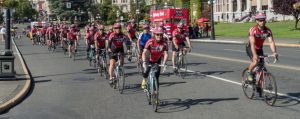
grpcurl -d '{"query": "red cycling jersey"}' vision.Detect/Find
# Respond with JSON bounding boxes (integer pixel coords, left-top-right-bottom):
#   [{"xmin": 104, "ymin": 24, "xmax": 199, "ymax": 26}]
[
  {"xmin": 108, "ymin": 32, "xmax": 128, "ymax": 49},
  {"xmin": 31, "ymin": 28, "xmax": 37, "ymax": 34},
  {"xmin": 41, "ymin": 27, "xmax": 47, "ymax": 34},
  {"xmin": 172, "ymin": 29, "xmax": 188, "ymax": 44},
  {"xmin": 127, "ymin": 24, "xmax": 136, "ymax": 39},
  {"xmin": 68, "ymin": 29, "xmax": 77, "ymax": 41},
  {"xmin": 249, "ymin": 25, "xmax": 272, "ymax": 49},
  {"xmin": 94, "ymin": 32, "xmax": 107, "ymax": 48},
  {"xmin": 145, "ymin": 38, "xmax": 168, "ymax": 62},
  {"xmin": 85, "ymin": 32, "xmax": 95, "ymax": 45}
]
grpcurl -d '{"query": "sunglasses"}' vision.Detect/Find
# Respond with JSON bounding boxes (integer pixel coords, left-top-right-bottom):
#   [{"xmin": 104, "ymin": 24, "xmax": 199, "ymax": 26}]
[
  {"xmin": 257, "ymin": 19, "xmax": 266, "ymax": 22},
  {"xmin": 155, "ymin": 34, "xmax": 163, "ymax": 36}
]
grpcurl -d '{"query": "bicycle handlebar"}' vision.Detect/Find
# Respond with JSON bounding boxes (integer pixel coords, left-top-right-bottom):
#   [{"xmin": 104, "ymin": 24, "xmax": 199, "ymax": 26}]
[{"xmin": 258, "ymin": 54, "xmax": 278, "ymax": 64}]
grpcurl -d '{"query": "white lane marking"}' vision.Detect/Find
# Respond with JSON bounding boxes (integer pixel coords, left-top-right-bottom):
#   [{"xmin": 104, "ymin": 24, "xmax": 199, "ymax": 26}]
[
  {"xmin": 184, "ymin": 69, "xmax": 300, "ymax": 102},
  {"xmin": 189, "ymin": 53, "xmax": 300, "ymax": 71},
  {"xmin": 224, "ymin": 49, "xmax": 246, "ymax": 53}
]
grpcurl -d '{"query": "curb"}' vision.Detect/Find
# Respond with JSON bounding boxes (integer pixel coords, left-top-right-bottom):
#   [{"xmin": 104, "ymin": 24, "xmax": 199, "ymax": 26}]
[
  {"xmin": 0, "ymin": 39, "xmax": 31, "ymax": 113},
  {"xmin": 191, "ymin": 40, "xmax": 300, "ymax": 48}
]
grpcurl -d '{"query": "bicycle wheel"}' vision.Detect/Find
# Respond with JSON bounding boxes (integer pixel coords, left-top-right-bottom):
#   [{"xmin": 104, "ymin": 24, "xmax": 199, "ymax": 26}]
[
  {"xmin": 145, "ymin": 79, "xmax": 151, "ymax": 105},
  {"xmin": 263, "ymin": 72, "xmax": 277, "ymax": 106},
  {"xmin": 242, "ymin": 68, "xmax": 255, "ymax": 99},
  {"xmin": 179, "ymin": 55, "xmax": 188, "ymax": 79},
  {"xmin": 151, "ymin": 77, "xmax": 159, "ymax": 112},
  {"xmin": 118, "ymin": 68, "xmax": 125, "ymax": 94}
]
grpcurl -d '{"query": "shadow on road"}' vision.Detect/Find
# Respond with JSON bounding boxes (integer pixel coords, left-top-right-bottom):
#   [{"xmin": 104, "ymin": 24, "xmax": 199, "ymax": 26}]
[
  {"xmin": 160, "ymin": 81, "xmax": 187, "ymax": 87},
  {"xmin": 273, "ymin": 92, "xmax": 300, "ymax": 107},
  {"xmin": 157, "ymin": 97, "xmax": 239, "ymax": 113}
]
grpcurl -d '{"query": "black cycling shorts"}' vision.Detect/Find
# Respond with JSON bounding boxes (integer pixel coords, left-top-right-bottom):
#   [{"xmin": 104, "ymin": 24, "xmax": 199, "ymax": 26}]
[
  {"xmin": 69, "ymin": 40, "xmax": 75, "ymax": 46},
  {"xmin": 109, "ymin": 47, "xmax": 124, "ymax": 61},
  {"xmin": 139, "ymin": 45, "xmax": 145, "ymax": 55},
  {"xmin": 172, "ymin": 42, "xmax": 186, "ymax": 52},
  {"xmin": 246, "ymin": 43, "xmax": 264, "ymax": 59}
]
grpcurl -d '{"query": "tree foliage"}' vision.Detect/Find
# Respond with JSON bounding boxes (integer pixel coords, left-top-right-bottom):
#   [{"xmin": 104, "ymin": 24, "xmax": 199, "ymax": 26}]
[
  {"xmin": 0, "ymin": 12, "xmax": 4, "ymax": 24},
  {"xmin": 273, "ymin": 0, "xmax": 300, "ymax": 29}
]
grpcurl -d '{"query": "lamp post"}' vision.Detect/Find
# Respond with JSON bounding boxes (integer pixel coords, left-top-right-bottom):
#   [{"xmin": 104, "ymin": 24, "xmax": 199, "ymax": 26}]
[
  {"xmin": 208, "ymin": 0, "xmax": 215, "ymax": 40},
  {"xmin": 0, "ymin": 0, "xmax": 16, "ymax": 79}
]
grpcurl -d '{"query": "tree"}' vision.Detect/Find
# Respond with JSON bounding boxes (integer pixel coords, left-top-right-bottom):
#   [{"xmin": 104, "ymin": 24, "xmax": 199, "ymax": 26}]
[
  {"xmin": 14, "ymin": 1, "xmax": 37, "ymax": 20},
  {"xmin": 273, "ymin": 0, "xmax": 300, "ymax": 29},
  {"xmin": 0, "ymin": 13, "xmax": 3, "ymax": 24},
  {"xmin": 97, "ymin": 0, "xmax": 112, "ymax": 25},
  {"xmin": 107, "ymin": 5, "xmax": 122, "ymax": 25}
]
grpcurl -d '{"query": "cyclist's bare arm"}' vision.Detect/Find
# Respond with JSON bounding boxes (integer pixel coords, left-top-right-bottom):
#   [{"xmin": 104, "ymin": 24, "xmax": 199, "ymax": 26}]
[
  {"xmin": 142, "ymin": 48, "xmax": 149, "ymax": 62},
  {"xmin": 267, "ymin": 36, "xmax": 277, "ymax": 56},
  {"xmin": 185, "ymin": 36, "xmax": 192, "ymax": 51},
  {"xmin": 172, "ymin": 37, "xmax": 178, "ymax": 49},
  {"xmin": 249, "ymin": 35, "xmax": 257, "ymax": 61}
]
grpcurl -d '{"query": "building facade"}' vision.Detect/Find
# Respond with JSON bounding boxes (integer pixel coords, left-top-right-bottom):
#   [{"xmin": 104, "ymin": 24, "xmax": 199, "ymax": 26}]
[
  {"xmin": 213, "ymin": 0, "xmax": 293, "ymax": 22},
  {"xmin": 94, "ymin": 0, "xmax": 132, "ymax": 13},
  {"xmin": 30, "ymin": 0, "xmax": 51, "ymax": 21}
]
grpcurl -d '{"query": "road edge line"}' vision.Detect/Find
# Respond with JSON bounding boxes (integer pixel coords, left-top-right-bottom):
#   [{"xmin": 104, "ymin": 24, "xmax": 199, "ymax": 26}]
[{"xmin": 0, "ymin": 38, "xmax": 32, "ymax": 113}]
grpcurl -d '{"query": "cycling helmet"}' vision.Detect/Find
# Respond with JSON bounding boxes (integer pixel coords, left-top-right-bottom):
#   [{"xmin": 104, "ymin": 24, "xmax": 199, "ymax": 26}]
[
  {"xmin": 98, "ymin": 25, "xmax": 104, "ymax": 30},
  {"xmin": 131, "ymin": 19, "xmax": 136, "ymax": 23},
  {"xmin": 254, "ymin": 13, "xmax": 266, "ymax": 20},
  {"xmin": 71, "ymin": 24, "xmax": 76, "ymax": 28},
  {"xmin": 89, "ymin": 27, "xmax": 94, "ymax": 31},
  {"xmin": 113, "ymin": 23, "xmax": 121, "ymax": 28},
  {"xmin": 158, "ymin": 22, "xmax": 164, "ymax": 27},
  {"xmin": 153, "ymin": 27, "xmax": 164, "ymax": 34},
  {"xmin": 177, "ymin": 23, "xmax": 184, "ymax": 28}
]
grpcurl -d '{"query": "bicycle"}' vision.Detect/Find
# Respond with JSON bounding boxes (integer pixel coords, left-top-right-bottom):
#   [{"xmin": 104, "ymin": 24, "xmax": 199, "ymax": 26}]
[
  {"xmin": 127, "ymin": 41, "xmax": 139, "ymax": 62},
  {"xmin": 87, "ymin": 44, "xmax": 97, "ymax": 67},
  {"xmin": 242, "ymin": 54, "xmax": 278, "ymax": 106},
  {"xmin": 97, "ymin": 49, "xmax": 108, "ymax": 80},
  {"xmin": 174, "ymin": 46, "xmax": 188, "ymax": 79},
  {"xmin": 144, "ymin": 63, "xmax": 167, "ymax": 112},
  {"xmin": 110, "ymin": 53, "xmax": 125, "ymax": 94},
  {"xmin": 69, "ymin": 41, "xmax": 76, "ymax": 61}
]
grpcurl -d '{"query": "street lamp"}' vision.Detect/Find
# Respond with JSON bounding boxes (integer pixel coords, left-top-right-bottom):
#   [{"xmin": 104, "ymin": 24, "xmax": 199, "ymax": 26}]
[
  {"xmin": 136, "ymin": 9, "xmax": 140, "ymax": 30},
  {"xmin": 208, "ymin": 0, "xmax": 215, "ymax": 40}
]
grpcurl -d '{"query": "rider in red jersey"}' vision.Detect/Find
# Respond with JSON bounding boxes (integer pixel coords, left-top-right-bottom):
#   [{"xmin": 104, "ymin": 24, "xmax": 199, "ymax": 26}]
[
  {"xmin": 107, "ymin": 23, "xmax": 130, "ymax": 85},
  {"xmin": 94, "ymin": 25, "xmax": 107, "ymax": 60},
  {"xmin": 141, "ymin": 27, "xmax": 168, "ymax": 90},
  {"xmin": 85, "ymin": 27, "xmax": 96, "ymax": 58},
  {"xmin": 67, "ymin": 25, "xmax": 78, "ymax": 57},
  {"xmin": 245, "ymin": 13, "xmax": 278, "ymax": 83},
  {"xmin": 171, "ymin": 23, "xmax": 192, "ymax": 72}
]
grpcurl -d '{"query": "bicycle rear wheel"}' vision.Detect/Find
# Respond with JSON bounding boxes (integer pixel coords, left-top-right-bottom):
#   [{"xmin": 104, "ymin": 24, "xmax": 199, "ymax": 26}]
[
  {"xmin": 151, "ymin": 78, "xmax": 159, "ymax": 112},
  {"xmin": 118, "ymin": 68, "xmax": 125, "ymax": 94},
  {"xmin": 145, "ymin": 80, "xmax": 151, "ymax": 105},
  {"xmin": 263, "ymin": 72, "xmax": 277, "ymax": 106},
  {"xmin": 242, "ymin": 68, "xmax": 255, "ymax": 99}
]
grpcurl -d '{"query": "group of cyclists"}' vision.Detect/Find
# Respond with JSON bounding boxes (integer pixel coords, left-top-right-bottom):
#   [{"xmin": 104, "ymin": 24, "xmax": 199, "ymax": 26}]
[{"xmin": 25, "ymin": 12, "xmax": 279, "ymax": 104}]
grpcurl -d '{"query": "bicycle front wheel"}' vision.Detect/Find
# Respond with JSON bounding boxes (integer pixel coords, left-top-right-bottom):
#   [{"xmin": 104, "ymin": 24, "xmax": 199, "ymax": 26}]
[
  {"xmin": 151, "ymin": 78, "xmax": 159, "ymax": 112},
  {"xmin": 263, "ymin": 72, "xmax": 277, "ymax": 106},
  {"xmin": 178, "ymin": 55, "xmax": 188, "ymax": 79},
  {"xmin": 242, "ymin": 68, "xmax": 255, "ymax": 99},
  {"xmin": 118, "ymin": 69, "xmax": 125, "ymax": 94}
]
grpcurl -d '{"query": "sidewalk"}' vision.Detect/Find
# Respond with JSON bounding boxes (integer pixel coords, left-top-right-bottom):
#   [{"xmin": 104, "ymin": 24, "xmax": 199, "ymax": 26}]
[
  {"xmin": 0, "ymin": 39, "xmax": 31, "ymax": 113},
  {"xmin": 191, "ymin": 37, "xmax": 300, "ymax": 47}
]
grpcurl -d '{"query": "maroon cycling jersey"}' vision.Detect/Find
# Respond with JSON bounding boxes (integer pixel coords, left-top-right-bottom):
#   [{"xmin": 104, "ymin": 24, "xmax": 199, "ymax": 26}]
[
  {"xmin": 249, "ymin": 25, "xmax": 272, "ymax": 50},
  {"xmin": 94, "ymin": 32, "xmax": 107, "ymax": 48},
  {"xmin": 85, "ymin": 32, "xmax": 95, "ymax": 45},
  {"xmin": 172, "ymin": 29, "xmax": 188, "ymax": 44},
  {"xmin": 108, "ymin": 32, "xmax": 128, "ymax": 49},
  {"xmin": 127, "ymin": 24, "xmax": 136, "ymax": 39},
  {"xmin": 145, "ymin": 38, "xmax": 168, "ymax": 62},
  {"xmin": 68, "ymin": 30, "xmax": 77, "ymax": 41}
]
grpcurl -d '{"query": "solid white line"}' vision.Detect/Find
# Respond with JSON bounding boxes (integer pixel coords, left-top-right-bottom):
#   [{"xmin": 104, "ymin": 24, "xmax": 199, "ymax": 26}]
[
  {"xmin": 184, "ymin": 69, "xmax": 300, "ymax": 102},
  {"xmin": 224, "ymin": 49, "xmax": 246, "ymax": 53}
]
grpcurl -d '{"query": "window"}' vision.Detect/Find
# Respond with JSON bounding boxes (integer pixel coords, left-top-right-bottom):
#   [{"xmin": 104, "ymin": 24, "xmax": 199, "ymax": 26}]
[
  {"xmin": 173, "ymin": 19, "xmax": 186, "ymax": 26},
  {"xmin": 113, "ymin": 0, "xmax": 117, "ymax": 3}
]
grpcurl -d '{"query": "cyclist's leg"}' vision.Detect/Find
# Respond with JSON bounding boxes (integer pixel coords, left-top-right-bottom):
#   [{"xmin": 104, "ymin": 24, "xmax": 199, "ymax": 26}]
[
  {"xmin": 120, "ymin": 48, "xmax": 125, "ymax": 67},
  {"xmin": 109, "ymin": 53, "xmax": 117, "ymax": 81},
  {"xmin": 246, "ymin": 44, "xmax": 258, "ymax": 72}
]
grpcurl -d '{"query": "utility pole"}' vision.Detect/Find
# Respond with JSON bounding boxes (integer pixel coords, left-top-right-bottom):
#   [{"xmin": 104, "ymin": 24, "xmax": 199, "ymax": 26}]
[{"xmin": 209, "ymin": 0, "xmax": 215, "ymax": 40}]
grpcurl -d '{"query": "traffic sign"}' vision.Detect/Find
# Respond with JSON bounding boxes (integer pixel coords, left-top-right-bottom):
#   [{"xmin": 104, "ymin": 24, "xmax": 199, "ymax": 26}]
[{"xmin": 66, "ymin": 2, "xmax": 71, "ymax": 9}]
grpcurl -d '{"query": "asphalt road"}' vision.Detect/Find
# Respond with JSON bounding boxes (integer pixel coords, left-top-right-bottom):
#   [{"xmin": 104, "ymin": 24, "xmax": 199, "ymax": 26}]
[{"xmin": 0, "ymin": 37, "xmax": 299, "ymax": 119}]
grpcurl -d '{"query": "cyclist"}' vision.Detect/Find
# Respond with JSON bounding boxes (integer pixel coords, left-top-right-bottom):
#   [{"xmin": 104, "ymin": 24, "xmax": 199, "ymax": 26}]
[
  {"xmin": 85, "ymin": 27, "xmax": 96, "ymax": 59},
  {"xmin": 67, "ymin": 25, "xmax": 77, "ymax": 57},
  {"xmin": 141, "ymin": 27, "xmax": 168, "ymax": 91},
  {"xmin": 171, "ymin": 23, "xmax": 192, "ymax": 72},
  {"xmin": 31, "ymin": 25, "xmax": 38, "ymax": 45},
  {"xmin": 126, "ymin": 19, "xmax": 137, "ymax": 61},
  {"xmin": 60, "ymin": 26, "xmax": 68, "ymax": 52},
  {"xmin": 137, "ymin": 24, "xmax": 152, "ymax": 60},
  {"xmin": 94, "ymin": 25, "xmax": 107, "ymax": 61},
  {"xmin": 245, "ymin": 13, "xmax": 278, "ymax": 83},
  {"xmin": 107, "ymin": 23, "xmax": 130, "ymax": 85},
  {"xmin": 41, "ymin": 26, "xmax": 47, "ymax": 45}
]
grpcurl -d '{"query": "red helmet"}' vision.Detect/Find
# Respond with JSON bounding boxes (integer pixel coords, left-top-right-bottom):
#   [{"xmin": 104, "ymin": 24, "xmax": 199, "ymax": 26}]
[
  {"xmin": 71, "ymin": 24, "xmax": 76, "ymax": 28},
  {"xmin": 113, "ymin": 23, "xmax": 121, "ymax": 28},
  {"xmin": 254, "ymin": 13, "xmax": 266, "ymax": 20},
  {"xmin": 177, "ymin": 23, "xmax": 184, "ymax": 28},
  {"xmin": 153, "ymin": 27, "xmax": 164, "ymax": 34},
  {"xmin": 98, "ymin": 25, "xmax": 104, "ymax": 30}
]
